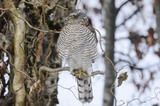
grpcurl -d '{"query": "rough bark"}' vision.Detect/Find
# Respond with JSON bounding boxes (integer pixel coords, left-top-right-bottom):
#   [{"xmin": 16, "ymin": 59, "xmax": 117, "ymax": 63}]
[
  {"xmin": 4, "ymin": 0, "xmax": 26, "ymax": 106},
  {"xmin": 103, "ymin": 0, "xmax": 117, "ymax": 106},
  {"xmin": 1, "ymin": 0, "xmax": 77, "ymax": 106},
  {"xmin": 155, "ymin": 0, "xmax": 160, "ymax": 44}
]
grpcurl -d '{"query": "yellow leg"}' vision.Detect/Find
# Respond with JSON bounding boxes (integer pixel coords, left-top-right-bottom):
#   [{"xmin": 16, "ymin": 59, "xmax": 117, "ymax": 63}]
[{"xmin": 74, "ymin": 69, "xmax": 87, "ymax": 78}]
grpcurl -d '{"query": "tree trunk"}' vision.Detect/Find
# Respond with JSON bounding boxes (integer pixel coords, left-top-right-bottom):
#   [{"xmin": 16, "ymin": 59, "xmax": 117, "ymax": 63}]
[
  {"xmin": 103, "ymin": 0, "xmax": 117, "ymax": 106},
  {"xmin": 4, "ymin": 0, "xmax": 26, "ymax": 106},
  {"xmin": 155, "ymin": 0, "xmax": 160, "ymax": 44}
]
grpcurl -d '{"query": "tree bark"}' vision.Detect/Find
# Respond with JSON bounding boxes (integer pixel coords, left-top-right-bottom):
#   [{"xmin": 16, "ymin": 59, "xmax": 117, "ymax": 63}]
[
  {"xmin": 4, "ymin": 1, "xmax": 26, "ymax": 106},
  {"xmin": 103, "ymin": 0, "xmax": 117, "ymax": 106},
  {"xmin": 1, "ymin": 0, "xmax": 76, "ymax": 106},
  {"xmin": 155, "ymin": 0, "xmax": 160, "ymax": 44}
]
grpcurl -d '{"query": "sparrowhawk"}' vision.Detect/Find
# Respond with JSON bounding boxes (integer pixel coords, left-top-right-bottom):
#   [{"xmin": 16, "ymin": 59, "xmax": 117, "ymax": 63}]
[{"xmin": 57, "ymin": 9, "xmax": 98, "ymax": 103}]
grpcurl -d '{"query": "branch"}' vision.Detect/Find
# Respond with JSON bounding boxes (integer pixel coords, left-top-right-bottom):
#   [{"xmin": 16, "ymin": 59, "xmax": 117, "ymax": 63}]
[
  {"xmin": 127, "ymin": 88, "xmax": 160, "ymax": 105},
  {"xmin": 0, "ymin": 8, "xmax": 60, "ymax": 33},
  {"xmin": 116, "ymin": 5, "xmax": 143, "ymax": 28},
  {"xmin": 117, "ymin": 0, "xmax": 130, "ymax": 13},
  {"xmin": 20, "ymin": 0, "xmax": 68, "ymax": 10},
  {"xmin": 91, "ymin": 71, "xmax": 105, "ymax": 76},
  {"xmin": 58, "ymin": 85, "xmax": 79, "ymax": 100},
  {"xmin": 39, "ymin": 66, "xmax": 104, "ymax": 81},
  {"xmin": 95, "ymin": 28, "xmax": 117, "ymax": 72}
]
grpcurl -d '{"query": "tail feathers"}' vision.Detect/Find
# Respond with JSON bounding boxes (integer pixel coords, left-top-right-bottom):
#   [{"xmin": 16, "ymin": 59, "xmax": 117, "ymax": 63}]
[{"xmin": 77, "ymin": 77, "xmax": 93, "ymax": 103}]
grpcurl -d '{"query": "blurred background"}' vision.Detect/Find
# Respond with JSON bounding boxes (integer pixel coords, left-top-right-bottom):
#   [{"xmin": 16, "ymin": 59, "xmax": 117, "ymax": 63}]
[
  {"xmin": 0, "ymin": 0, "xmax": 160, "ymax": 106},
  {"xmin": 58, "ymin": 0, "xmax": 160, "ymax": 106}
]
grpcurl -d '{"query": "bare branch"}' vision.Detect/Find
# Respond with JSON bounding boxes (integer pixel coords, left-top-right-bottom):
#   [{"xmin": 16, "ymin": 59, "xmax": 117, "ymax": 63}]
[
  {"xmin": 39, "ymin": 66, "xmax": 104, "ymax": 81},
  {"xmin": 20, "ymin": 0, "xmax": 68, "ymax": 10},
  {"xmin": 116, "ymin": 5, "xmax": 143, "ymax": 28},
  {"xmin": 39, "ymin": 66, "xmax": 70, "ymax": 73},
  {"xmin": 95, "ymin": 28, "xmax": 117, "ymax": 73},
  {"xmin": 44, "ymin": 42, "xmax": 53, "ymax": 65},
  {"xmin": 47, "ymin": 84, "xmax": 80, "ymax": 101},
  {"xmin": 117, "ymin": 0, "xmax": 130, "ymax": 13},
  {"xmin": 90, "ymin": 71, "xmax": 105, "ymax": 76},
  {"xmin": 0, "ymin": 8, "xmax": 8, "ymax": 11},
  {"xmin": 127, "ymin": 88, "xmax": 160, "ymax": 106},
  {"xmin": 58, "ymin": 85, "xmax": 79, "ymax": 100},
  {"xmin": 56, "ymin": 4, "xmax": 68, "ymax": 10},
  {"xmin": 0, "ymin": 7, "xmax": 60, "ymax": 33}
]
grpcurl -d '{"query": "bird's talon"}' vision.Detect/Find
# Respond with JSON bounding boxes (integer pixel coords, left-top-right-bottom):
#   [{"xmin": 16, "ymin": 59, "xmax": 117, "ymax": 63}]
[{"xmin": 74, "ymin": 70, "xmax": 87, "ymax": 78}]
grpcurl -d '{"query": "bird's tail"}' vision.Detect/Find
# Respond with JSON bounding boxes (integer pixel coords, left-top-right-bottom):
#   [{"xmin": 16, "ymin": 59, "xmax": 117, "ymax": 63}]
[{"xmin": 77, "ymin": 77, "xmax": 93, "ymax": 103}]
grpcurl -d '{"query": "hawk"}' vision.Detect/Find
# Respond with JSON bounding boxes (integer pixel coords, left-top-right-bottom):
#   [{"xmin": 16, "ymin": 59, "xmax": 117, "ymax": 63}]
[{"xmin": 57, "ymin": 9, "xmax": 98, "ymax": 103}]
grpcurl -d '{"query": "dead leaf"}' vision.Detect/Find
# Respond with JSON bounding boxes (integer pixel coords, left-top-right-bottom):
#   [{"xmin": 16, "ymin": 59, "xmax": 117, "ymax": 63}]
[
  {"xmin": 36, "ymin": 32, "xmax": 45, "ymax": 62},
  {"xmin": 117, "ymin": 72, "xmax": 128, "ymax": 87},
  {"xmin": 147, "ymin": 28, "xmax": 156, "ymax": 46},
  {"xmin": 93, "ymin": 8, "xmax": 102, "ymax": 14}
]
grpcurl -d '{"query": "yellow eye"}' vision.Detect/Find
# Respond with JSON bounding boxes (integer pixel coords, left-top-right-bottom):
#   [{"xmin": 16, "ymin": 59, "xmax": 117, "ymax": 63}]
[{"xmin": 69, "ymin": 15, "xmax": 76, "ymax": 19}]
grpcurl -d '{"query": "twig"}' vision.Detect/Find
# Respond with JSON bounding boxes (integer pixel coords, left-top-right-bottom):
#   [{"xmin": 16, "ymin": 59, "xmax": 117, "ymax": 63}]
[
  {"xmin": 56, "ymin": 5, "xmax": 68, "ymax": 10},
  {"xmin": 0, "ymin": 7, "xmax": 60, "ymax": 33},
  {"xmin": 44, "ymin": 42, "xmax": 53, "ymax": 65},
  {"xmin": 127, "ymin": 87, "xmax": 160, "ymax": 105},
  {"xmin": 0, "ymin": 11, "xmax": 6, "ymax": 17},
  {"xmin": 0, "ymin": 8, "xmax": 8, "ymax": 11},
  {"xmin": 90, "ymin": 71, "xmax": 104, "ymax": 76},
  {"xmin": 20, "ymin": 0, "xmax": 68, "ymax": 10},
  {"xmin": 0, "ymin": 8, "xmax": 7, "ymax": 17},
  {"xmin": 20, "ymin": 0, "xmax": 52, "ymax": 9},
  {"xmin": 117, "ymin": 0, "xmax": 130, "ymax": 13},
  {"xmin": 58, "ymin": 85, "xmax": 79, "ymax": 100},
  {"xmin": 46, "ymin": 84, "xmax": 79, "ymax": 100},
  {"xmin": 116, "ymin": 5, "xmax": 143, "ymax": 28},
  {"xmin": 9, "ymin": 10, "xmax": 48, "ymax": 32},
  {"xmin": 95, "ymin": 28, "xmax": 117, "ymax": 72},
  {"xmin": 95, "ymin": 28, "xmax": 118, "ymax": 105}
]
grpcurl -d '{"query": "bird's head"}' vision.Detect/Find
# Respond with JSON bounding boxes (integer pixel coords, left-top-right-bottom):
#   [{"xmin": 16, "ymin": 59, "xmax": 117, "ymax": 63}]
[{"xmin": 65, "ymin": 9, "xmax": 88, "ymax": 25}]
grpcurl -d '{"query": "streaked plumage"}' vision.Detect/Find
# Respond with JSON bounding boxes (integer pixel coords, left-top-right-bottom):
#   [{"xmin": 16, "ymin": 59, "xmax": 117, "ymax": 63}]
[{"xmin": 57, "ymin": 9, "xmax": 98, "ymax": 103}]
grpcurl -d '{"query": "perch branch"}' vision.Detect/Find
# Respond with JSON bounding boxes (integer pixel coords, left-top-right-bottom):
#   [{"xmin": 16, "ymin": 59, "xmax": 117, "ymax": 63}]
[{"xmin": 39, "ymin": 66, "xmax": 104, "ymax": 80}]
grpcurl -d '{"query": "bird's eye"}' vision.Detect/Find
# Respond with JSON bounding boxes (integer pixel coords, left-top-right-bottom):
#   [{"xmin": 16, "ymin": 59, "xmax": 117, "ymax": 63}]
[
  {"xmin": 69, "ymin": 15, "xmax": 76, "ymax": 19},
  {"xmin": 83, "ymin": 17, "xmax": 88, "ymax": 21}
]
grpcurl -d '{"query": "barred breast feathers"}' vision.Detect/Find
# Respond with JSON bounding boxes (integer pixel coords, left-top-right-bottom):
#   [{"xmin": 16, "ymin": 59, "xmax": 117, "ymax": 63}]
[{"xmin": 57, "ymin": 24, "xmax": 98, "ymax": 61}]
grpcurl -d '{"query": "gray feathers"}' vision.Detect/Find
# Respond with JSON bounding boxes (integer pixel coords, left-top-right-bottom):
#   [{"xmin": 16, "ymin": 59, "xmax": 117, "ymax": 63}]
[
  {"xmin": 57, "ymin": 10, "xmax": 97, "ymax": 103},
  {"xmin": 77, "ymin": 77, "xmax": 93, "ymax": 103}
]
